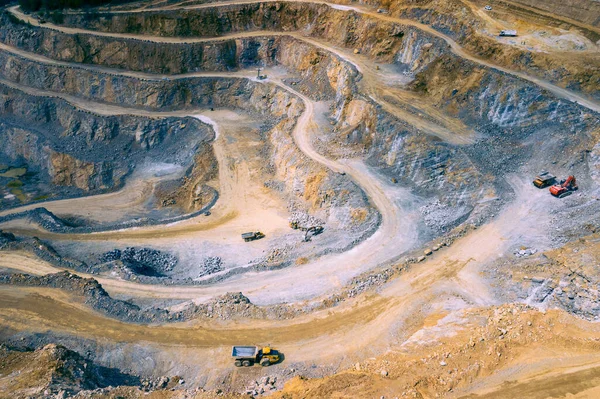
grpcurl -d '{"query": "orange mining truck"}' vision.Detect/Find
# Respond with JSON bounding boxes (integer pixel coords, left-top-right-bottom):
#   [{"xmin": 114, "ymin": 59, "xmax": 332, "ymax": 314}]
[{"xmin": 549, "ymin": 175, "xmax": 578, "ymax": 198}]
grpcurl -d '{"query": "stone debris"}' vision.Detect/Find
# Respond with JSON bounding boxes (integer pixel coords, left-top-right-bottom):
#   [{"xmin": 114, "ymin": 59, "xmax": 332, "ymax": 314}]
[
  {"xmin": 245, "ymin": 375, "xmax": 278, "ymax": 397},
  {"xmin": 288, "ymin": 212, "xmax": 325, "ymax": 229},
  {"xmin": 198, "ymin": 256, "xmax": 223, "ymax": 277},
  {"xmin": 514, "ymin": 247, "xmax": 538, "ymax": 258},
  {"xmin": 99, "ymin": 247, "xmax": 178, "ymax": 276}
]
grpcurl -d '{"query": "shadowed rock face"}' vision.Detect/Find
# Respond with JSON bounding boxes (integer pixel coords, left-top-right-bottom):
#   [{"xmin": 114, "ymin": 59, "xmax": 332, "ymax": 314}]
[
  {"xmin": 42, "ymin": 1, "xmax": 600, "ymax": 96},
  {"xmin": 0, "ymin": 83, "xmax": 215, "ymax": 208}
]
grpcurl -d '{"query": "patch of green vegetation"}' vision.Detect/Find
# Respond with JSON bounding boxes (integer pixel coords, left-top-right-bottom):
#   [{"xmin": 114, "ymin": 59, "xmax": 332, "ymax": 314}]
[
  {"xmin": 33, "ymin": 194, "xmax": 50, "ymax": 201},
  {"xmin": 9, "ymin": 187, "xmax": 27, "ymax": 203},
  {"xmin": 7, "ymin": 180, "xmax": 23, "ymax": 188},
  {"xmin": 0, "ymin": 164, "xmax": 7, "ymax": 172},
  {"xmin": 49, "ymin": 9, "xmax": 64, "ymax": 24},
  {"xmin": 0, "ymin": 167, "xmax": 27, "ymax": 178}
]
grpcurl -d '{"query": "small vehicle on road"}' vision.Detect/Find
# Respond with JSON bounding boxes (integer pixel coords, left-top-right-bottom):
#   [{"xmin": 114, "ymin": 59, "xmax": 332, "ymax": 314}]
[
  {"xmin": 232, "ymin": 345, "xmax": 280, "ymax": 367},
  {"xmin": 242, "ymin": 231, "xmax": 265, "ymax": 242},
  {"xmin": 499, "ymin": 30, "xmax": 517, "ymax": 37}
]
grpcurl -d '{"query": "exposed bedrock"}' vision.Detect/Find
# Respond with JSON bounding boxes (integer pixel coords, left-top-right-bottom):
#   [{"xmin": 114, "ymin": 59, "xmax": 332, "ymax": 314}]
[
  {"xmin": 1, "ymin": 24, "xmax": 596, "ymax": 236},
  {"xmin": 2, "ymin": 8, "xmax": 595, "ymax": 150},
  {"xmin": 0, "ymin": 49, "xmax": 303, "ymax": 113},
  {"xmin": 410, "ymin": 53, "xmax": 599, "ymax": 139},
  {"xmin": 379, "ymin": 0, "xmax": 600, "ymax": 97},
  {"xmin": 0, "ymin": 83, "xmax": 215, "ymax": 210},
  {"xmin": 0, "ymin": 15, "xmax": 284, "ymax": 74},
  {"xmin": 1, "ymin": 3, "xmax": 597, "ymax": 241},
  {"xmin": 0, "ymin": 10, "xmax": 439, "ymax": 77},
  {"xmin": 46, "ymin": 1, "xmax": 600, "ymax": 96},
  {"xmin": 47, "ymin": 2, "xmax": 448, "ymax": 67}
]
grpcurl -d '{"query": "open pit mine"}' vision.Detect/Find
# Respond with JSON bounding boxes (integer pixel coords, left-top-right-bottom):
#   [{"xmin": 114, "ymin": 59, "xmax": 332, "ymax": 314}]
[{"xmin": 0, "ymin": 0, "xmax": 599, "ymax": 397}]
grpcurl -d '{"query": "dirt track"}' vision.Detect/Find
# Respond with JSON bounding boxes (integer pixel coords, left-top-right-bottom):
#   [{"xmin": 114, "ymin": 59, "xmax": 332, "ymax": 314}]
[{"xmin": 0, "ymin": 67, "xmax": 421, "ymax": 303}]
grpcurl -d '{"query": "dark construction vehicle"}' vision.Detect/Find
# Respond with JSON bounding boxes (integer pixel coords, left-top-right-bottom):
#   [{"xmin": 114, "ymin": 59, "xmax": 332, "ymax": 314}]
[{"xmin": 241, "ymin": 231, "xmax": 265, "ymax": 242}]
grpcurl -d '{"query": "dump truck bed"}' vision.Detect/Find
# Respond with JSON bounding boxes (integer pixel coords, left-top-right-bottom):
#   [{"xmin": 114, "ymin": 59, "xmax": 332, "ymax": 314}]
[
  {"xmin": 232, "ymin": 346, "xmax": 258, "ymax": 358},
  {"xmin": 241, "ymin": 232, "xmax": 256, "ymax": 240},
  {"xmin": 537, "ymin": 172, "xmax": 556, "ymax": 182}
]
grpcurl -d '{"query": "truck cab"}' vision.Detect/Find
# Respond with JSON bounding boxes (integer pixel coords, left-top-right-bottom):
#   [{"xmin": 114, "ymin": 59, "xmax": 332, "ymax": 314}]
[{"xmin": 258, "ymin": 347, "xmax": 280, "ymax": 366}]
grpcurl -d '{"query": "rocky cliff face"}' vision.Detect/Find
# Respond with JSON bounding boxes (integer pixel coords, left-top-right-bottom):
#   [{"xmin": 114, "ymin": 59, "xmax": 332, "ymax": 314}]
[
  {"xmin": 0, "ymin": 0, "xmax": 596, "ymax": 234},
  {"xmin": 47, "ymin": 1, "xmax": 599, "ymax": 97},
  {"xmin": 51, "ymin": 2, "xmax": 448, "ymax": 65},
  {"xmin": 380, "ymin": 0, "xmax": 600, "ymax": 98},
  {"xmin": 411, "ymin": 53, "xmax": 598, "ymax": 133},
  {"xmin": 0, "ymin": 83, "xmax": 214, "ymax": 206},
  {"xmin": 0, "ymin": 15, "xmax": 280, "ymax": 74},
  {"xmin": 0, "ymin": 42, "xmax": 376, "ymax": 239}
]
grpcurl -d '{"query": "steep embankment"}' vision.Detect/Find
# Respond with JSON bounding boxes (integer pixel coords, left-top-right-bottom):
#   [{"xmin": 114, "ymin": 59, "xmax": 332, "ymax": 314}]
[
  {"xmin": 0, "ymin": 82, "xmax": 215, "ymax": 209},
  {"xmin": 46, "ymin": 0, "xmax": 600, "ymax": 100}
]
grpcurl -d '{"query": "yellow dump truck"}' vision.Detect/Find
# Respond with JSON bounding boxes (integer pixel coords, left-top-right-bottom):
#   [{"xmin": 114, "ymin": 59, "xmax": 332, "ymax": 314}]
[
  {"xmin": 232, "ymin": 346, "xmax": 280, "ymax": 367},
  {"xmin": 533, "ymin": 172, "xmax": 556, "ymax": 188}
]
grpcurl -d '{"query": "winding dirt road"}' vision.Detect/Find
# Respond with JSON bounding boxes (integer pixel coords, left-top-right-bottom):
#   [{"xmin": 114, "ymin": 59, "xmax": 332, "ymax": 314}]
[{"xmin": 0, "ymin": 66, "xmax": 420, "ymax": 304}]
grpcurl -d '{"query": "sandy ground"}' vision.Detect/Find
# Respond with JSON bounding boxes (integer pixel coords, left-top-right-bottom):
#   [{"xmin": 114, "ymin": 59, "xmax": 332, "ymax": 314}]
[{"xmin": 468, "ymin": 0, "xmax": 600, "ymax": 52}]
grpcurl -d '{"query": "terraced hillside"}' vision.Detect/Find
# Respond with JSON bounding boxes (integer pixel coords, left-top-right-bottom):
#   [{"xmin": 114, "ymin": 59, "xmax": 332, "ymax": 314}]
[{"xmin": 0, "ymin": 0, "xmax": 599, "ymax": 398}]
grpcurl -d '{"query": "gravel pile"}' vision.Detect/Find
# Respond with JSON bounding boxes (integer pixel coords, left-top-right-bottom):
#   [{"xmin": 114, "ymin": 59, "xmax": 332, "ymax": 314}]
[
  {"xmin": 514, "ymin": 247, "xmax": 538, "ymax": 258},
  {"xmin": 198, "ymin": 256, "xmax": 223, "ymax": 277},
  {"xmin": 100, "ymin": 247, "xmax": 178, "ymax": 277},
  {"xmin": 245, "ymin": 376, "xmax": 278, "ymax": 397},
  {"xmin": 288, "ymin": 212, "xmax": 325, "ymax": 229},
  {"xmin": 420, "ymin": 199, "xmax": 471, "ymax": 234}
]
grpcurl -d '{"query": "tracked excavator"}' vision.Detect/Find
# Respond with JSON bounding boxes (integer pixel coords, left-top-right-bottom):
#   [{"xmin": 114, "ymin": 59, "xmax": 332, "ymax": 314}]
[
  {"xmin": 549, "ymin": 175, "xmax": 578, "ymax": 198},
  {"xmin": 289, "ymin": 222, "xmax": 324, "ymax": 241},
  {"xmin": 303, "ymin": 226, "xmax": 324, "ymax": 242}
]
